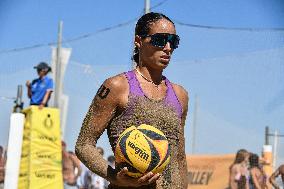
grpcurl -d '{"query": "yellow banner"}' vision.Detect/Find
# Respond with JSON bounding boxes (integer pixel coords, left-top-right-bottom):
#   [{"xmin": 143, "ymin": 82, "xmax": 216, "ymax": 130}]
[
  {"xmin": 186, "ymin": 154, "xmax": 235, "ymax": 189},
  {"xmin": 18, "ymin": 111, "xmax": 31, "ymax": 189},
  {"xmin": 18, "ymin": 106, "xmax": 63, "ymax": 189}
]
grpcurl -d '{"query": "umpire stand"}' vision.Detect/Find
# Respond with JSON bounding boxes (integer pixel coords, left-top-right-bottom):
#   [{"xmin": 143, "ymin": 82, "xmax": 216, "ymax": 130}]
[
  {"xmin": 17, "ymin": 106, "xmax": 63, "ymax": 189},
  {"xmin": 4, "ymin": 85, "xmax": 64, "ymax": 189}
]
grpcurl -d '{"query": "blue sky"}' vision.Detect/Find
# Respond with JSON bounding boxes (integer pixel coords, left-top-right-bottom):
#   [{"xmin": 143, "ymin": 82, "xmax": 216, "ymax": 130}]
[{"xmin": 0, "ymin": 0, "xmax": 284, "ymax": 165}]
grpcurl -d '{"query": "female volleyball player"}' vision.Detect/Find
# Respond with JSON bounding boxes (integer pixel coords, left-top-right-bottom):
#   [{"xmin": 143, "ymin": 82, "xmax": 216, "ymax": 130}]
[{"xmin": 75, "ymin": 12, "xmax": 189, "ymax": 189}]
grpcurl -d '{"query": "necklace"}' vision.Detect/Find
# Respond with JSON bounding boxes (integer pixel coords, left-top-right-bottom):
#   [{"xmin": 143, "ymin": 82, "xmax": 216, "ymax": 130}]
[{"xmin": 135, "ymin": 68, "xmax": 163, "ymax": 88}]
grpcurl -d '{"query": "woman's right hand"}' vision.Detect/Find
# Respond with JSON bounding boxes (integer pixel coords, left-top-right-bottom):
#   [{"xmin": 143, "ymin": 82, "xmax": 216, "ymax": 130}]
[{"xmin": 112, "ymin": 167, "xmax": 161, "ymax": 187}]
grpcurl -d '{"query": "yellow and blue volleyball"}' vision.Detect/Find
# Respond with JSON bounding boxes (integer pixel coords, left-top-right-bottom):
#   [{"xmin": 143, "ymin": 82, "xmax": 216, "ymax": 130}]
[{"xmin": 115, "ymin": 124, "xmax": 171, "ymax": 178}]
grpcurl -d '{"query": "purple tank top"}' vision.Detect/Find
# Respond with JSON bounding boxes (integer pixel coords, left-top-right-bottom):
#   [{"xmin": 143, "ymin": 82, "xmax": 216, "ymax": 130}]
[
  {"xmin": 107, "ymin": 70, "xmax": 184, "ymax": 189},
  {"xmin": 126, "ymin": 70, "xmax": 182, "ymax": 118}
]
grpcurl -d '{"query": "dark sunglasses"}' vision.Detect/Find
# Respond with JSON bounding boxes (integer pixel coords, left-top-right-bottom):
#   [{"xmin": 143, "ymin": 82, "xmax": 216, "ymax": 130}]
[{"xmin": 140, "ymin": 33, "xmax": 180, "ymax": 49}]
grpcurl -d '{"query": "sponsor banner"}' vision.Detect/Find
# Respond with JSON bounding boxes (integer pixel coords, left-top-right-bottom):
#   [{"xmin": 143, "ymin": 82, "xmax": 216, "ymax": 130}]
[
  {"xmin": 18, "ymin": 106, "xmax": 63, "ymax": 189},
  {"xmin": 18, "ymin": 141, "xmax": 29, "ymax": 189},
  {"xmin": 186, "ymin": 154, "xmax": 235, "ymax": 189},
  {"xmin": 18, "ymin": 112, "xmax": 31, "ymax": 189}
]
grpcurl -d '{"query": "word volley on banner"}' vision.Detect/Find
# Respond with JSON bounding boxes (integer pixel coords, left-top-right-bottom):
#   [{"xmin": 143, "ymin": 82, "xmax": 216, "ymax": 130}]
[
  {"xmin": 186, "ymin": 154, "xmax": 235, "ymax": 189},
  {"xmin": 18, "ymin": 106, "xmax": 63, "ymax": 189}
]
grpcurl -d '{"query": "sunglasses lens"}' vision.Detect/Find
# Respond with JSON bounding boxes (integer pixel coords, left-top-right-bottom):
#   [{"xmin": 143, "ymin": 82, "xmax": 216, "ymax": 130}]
[
  {"xmin": 150, "ymin": 34, "xmax": 179, "ymax": 49},
  {"xmin": 169, "ymin": 35, "xmax": 179, "ymax": 49},
  {"xmin": 151, "ymin": 34, "xmax": 167, "ymax": 48}
]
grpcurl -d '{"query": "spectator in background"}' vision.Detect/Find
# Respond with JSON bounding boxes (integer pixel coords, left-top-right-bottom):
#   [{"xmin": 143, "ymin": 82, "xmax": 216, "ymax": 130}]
[
  {"xmin": 229, "ymin": 149, "xmax": 250, "ymax": 189},
  {"xmin": 26, "ymin": 62, "xmax": 53, "ymax": 109},
  {"xmin": 68, "ymin": 151, "xmax": 81, "ymax": 169},
  {"xmin": 269, "ymin": 164, "xmax": 284, "ymax": 189},
  {"xmin": 104, "ymin": 155, "xmax": 115, "ymax": 188},
  {"xmin": 62, "ymin": 141, "xmax": 81, "ymax": 189},
  {"xmin": 68, "ymin": 150, "xmax": 82, "ymax": 185},
  {"xmin": 107, "ymin": 155, "xmax": 115, "ymax": 169},
  {"xmin": 77, "ymin": 162, "xmax": 89, "ymax": 189},
  {"xmin": 0, "ymin": 146, "xmax": 6, "ymax": 189},
  {"xmin": 77, "ymin": 147, "xmax": 105, "ymax": 189},
  {"xmin": 249, "ymin": 153, "xmax": 268, "ymax": 189}
]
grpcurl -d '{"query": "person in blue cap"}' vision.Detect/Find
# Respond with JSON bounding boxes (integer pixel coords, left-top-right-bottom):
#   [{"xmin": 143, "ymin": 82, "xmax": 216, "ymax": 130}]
[{"xmin": 26, "ymin": 62, "xmax": 53, "ymax": 109}]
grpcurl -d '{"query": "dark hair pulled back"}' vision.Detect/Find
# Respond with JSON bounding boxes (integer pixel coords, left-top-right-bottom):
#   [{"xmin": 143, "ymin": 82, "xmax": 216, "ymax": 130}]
[
  {"xmin": 132, "ymin": 12, "xmax": 175, "ymax": 64},
  {"xmin": 249, "ymin": 153, "xmax": 259, "ymax": 168}
]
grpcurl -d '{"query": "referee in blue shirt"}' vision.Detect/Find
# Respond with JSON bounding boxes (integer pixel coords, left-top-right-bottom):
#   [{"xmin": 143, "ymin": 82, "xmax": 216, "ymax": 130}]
[{"xmin": 26, "ymin": 62, "xmax": 53, "ymax": 109}]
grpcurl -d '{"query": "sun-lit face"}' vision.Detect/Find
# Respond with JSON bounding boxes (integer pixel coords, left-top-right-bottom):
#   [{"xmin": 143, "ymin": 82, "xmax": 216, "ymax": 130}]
[
  {"xmin": 244, "ymin": 153, "xmax": 250, "ymax": 166},
  {"xmin": 136, "ymin": 18, "xmax": 177, "ymax": 70},
  {"xmin": 37, "ymin": 69, "xmax": 48, "ymax": 78}
]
